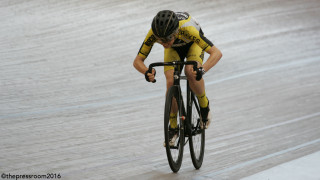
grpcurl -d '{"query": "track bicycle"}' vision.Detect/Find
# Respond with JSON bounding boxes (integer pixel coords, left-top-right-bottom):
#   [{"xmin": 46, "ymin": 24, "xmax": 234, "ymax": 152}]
[{"xmin": 147, "ymin": 61, "xmax": 205, "ymax": 172}]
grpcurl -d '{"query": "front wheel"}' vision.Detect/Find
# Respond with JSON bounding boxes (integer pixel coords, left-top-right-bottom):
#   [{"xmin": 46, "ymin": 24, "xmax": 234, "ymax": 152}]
[
  {"xmin": 164, "ymin": 86, "xmax": 185, "ymax": 172},
  {"xmin": 189, "ymin": 93, "xmax": 205, "ymax": 169}
]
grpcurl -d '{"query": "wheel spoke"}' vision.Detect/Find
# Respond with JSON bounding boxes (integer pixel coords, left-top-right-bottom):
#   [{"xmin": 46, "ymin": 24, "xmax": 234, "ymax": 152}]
[
  {"xmin": 189, "ymin": 94, "xmax": 205, "ymax": 169},
  {"xmin": 164, "ymin": 86, "xmax": 184, "ymax": 172}
]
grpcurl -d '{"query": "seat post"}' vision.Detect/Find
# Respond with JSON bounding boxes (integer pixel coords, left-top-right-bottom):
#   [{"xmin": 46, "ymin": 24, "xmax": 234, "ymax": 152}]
[{"xmin": 173, "ymin": 65, "xmax": 180, "ymax": 86}]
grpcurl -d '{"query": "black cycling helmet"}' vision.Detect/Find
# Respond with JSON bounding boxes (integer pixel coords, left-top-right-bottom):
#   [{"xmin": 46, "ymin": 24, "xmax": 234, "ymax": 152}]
[{"xmin": 151, "ymin": 10, "xmax": 179, "ymax": 39}]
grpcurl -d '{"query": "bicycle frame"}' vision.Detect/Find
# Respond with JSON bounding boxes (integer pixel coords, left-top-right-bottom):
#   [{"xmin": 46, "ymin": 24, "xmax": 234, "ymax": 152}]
[
  {"xmin": 148, "ymin": 61, "xmax": 205, "ymax": 172},
  {"xmin": 148, "ymin": 61, "xmax": 200, "ymax": 139}
]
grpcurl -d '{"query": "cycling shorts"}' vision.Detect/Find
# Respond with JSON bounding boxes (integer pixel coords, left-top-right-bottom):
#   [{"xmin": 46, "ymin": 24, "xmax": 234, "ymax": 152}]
[{"xmin": 164, "ymin": 42, "xmax": 204, "ymax": 72}]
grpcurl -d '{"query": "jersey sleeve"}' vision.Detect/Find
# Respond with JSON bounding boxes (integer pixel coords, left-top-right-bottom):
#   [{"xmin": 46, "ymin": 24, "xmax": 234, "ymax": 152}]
[
  {"xmin": 198, "ymin": 29, "xmax": 214, "ymax": 52},
  {"xmin": 138, "ymin": 29, "xmax": 157, "ymax": 59},
  {"xmin": 182, "ymin": 26, "xmax": 214, "ymax": 53}
]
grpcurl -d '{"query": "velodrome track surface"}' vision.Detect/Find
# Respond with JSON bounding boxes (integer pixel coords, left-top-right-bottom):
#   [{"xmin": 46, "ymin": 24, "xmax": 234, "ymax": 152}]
[{"xmin": 1, "ymin": 0, "xmax": 319, "ymax": 179}]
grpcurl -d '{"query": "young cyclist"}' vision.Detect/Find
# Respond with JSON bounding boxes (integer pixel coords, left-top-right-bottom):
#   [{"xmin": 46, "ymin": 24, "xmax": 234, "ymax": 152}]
[{"xmin": 133, "ymin": 10, "xmax": 222, "ymax": 144}]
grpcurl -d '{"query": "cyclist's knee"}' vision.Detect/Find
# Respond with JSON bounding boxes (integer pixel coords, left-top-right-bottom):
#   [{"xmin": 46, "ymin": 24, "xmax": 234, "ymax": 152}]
[
  {"xmin": 185, "ymin": 62, "xmax": 202, "ymax": 82},
  {"xmin": 185, "ymin": 65, "xmax": 193, "ymax": 77},
  {"xmin": 185, "ymin": 65, "xmax": 196, "ymax": 81}
]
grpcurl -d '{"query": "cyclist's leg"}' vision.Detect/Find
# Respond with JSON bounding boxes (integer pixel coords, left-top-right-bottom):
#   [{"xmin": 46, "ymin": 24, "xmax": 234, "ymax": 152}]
[
  {"xmin": 185, "ymin": 43, "xmax": 211, "ymax": 128},
  {"xmin": 184, "ymin": 43, "xmax": 207, "ymax": 106},
  {"xmin": 164, "ymin": 48, "xmax": 180, "ymax": 128}
]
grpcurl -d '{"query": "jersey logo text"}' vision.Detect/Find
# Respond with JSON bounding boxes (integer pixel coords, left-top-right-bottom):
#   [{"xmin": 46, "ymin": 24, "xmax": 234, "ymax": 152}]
[{"xmin": 145, "ymin": 35, "xmax": 157, "ymax": 46}]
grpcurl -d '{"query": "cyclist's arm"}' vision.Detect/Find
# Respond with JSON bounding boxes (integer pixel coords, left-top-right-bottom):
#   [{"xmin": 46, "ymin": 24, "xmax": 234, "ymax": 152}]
[
  {"xmin": 137, "ymin": 29, "xmax": 156, "ymax": 59},
  {"xmin": 184, "ymin": 26, "xmax": 222, "ymax": 72},
  {"xmin": 202, "ymin": 46, "xmax": 222, "ymax": 72},
  {"xmin": 134, "ymin": 29, "xmax": 157, "ymax": 74},
  {"xmin": 133, "ymin": 55, "xmax": 156, "ymax": 82},
  {"xmin": 133, "ymin": 55, "xmax": 148, "ymax": 74}
]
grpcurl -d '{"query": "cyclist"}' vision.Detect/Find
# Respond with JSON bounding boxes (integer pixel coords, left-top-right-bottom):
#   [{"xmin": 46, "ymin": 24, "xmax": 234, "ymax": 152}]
[{"xmin": 133, "ymin": 10, "xmax": 222, "ymax": 134}]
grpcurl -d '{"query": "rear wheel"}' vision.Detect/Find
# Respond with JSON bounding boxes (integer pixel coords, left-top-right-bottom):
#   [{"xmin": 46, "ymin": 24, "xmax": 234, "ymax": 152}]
[
  {"xmin": 164, "ymin": 86, "xmax": 185, "ymax": 172},
  {"xmin": 189, "ymin": 93, "xmax": 205, "ymax": 169}
]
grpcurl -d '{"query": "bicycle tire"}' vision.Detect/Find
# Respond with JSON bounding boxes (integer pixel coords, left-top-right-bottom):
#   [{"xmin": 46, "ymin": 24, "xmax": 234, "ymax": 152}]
[
  {"xmin": 188, "ymin": 92, "xmax": 205, "ymax": 169},
  {"xmin": 164, "ymin": 86, "xmax": 185, "ymax": 172}
]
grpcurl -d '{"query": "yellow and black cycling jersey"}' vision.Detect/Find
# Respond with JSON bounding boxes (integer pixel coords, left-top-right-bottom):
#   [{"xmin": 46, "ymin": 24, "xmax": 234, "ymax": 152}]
[{"xmin": 138, "ymin": 12, "xmax": 214, "ymax": 59}]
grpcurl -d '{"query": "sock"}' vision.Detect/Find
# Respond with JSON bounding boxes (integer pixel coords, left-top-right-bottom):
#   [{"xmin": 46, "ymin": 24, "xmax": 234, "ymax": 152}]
[
  {"xmin": 196, "ymin": 91, "xmax": 208, "ymax": 108},
  {"xmin": 169, "ymin": 113, "xmax": 177, "ymax": 128}
]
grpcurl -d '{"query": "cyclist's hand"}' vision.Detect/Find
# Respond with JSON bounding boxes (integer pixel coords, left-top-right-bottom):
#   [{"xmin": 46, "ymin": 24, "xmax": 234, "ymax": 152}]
[
  {"xmin": 195, "ymin": 67, "xmax": 205, "ymax": 81},
  {"xmin": 145, "ymin": 68, "xmax": 156, "ymax": 83}
]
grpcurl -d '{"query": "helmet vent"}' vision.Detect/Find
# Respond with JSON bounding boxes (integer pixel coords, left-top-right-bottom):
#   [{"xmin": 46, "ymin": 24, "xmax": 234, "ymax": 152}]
[{"xmin": 151, "ymin": 10, "xmax": 179, "ymax": 38}]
